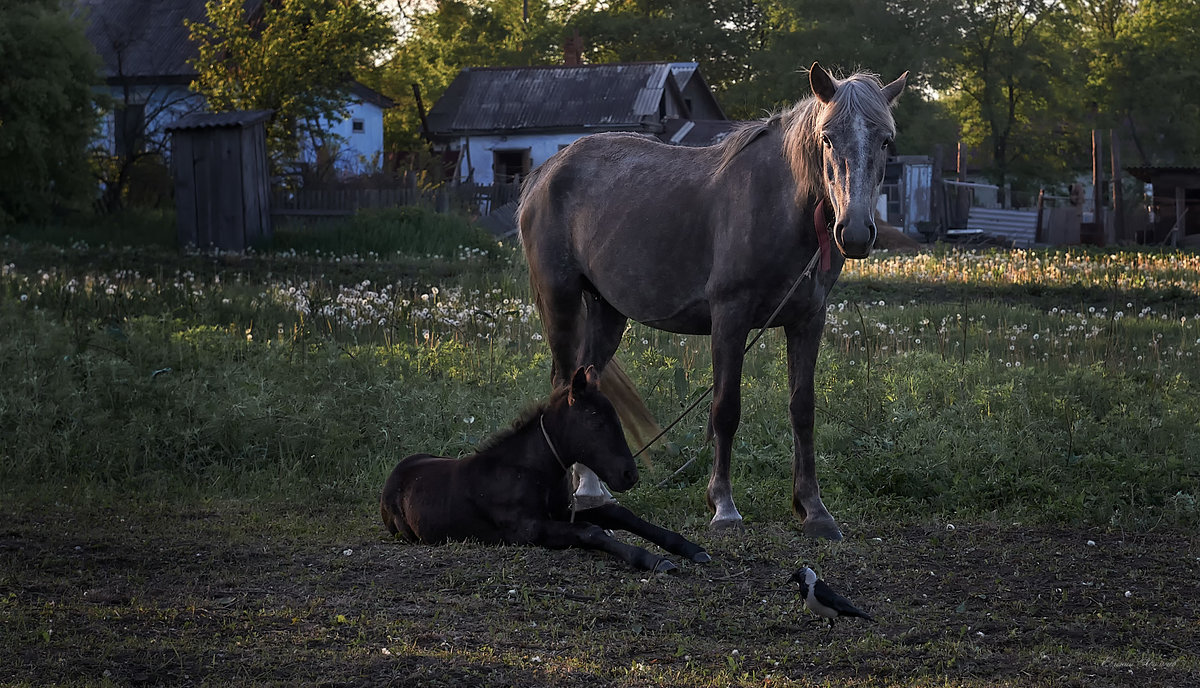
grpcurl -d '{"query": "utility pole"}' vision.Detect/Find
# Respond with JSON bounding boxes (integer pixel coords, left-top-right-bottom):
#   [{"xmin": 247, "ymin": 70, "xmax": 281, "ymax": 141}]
[
  {"xmin": 1110, "ymin": 129, "xmax": 1124, "ymax": 244},
  {"xmin": 1092, "ymin": 129, "xmax": 1105, "ymax": 244}
]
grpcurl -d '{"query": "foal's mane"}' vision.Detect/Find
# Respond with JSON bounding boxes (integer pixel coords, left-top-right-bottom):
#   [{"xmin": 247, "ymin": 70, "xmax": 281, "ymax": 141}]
[
  {"xmin": 474, "ymin": 386, "xmax": 569, "ymax": 455},
  {"xmin": 715, "ymin": 71, "xmax": 897, "ymax": 204}
]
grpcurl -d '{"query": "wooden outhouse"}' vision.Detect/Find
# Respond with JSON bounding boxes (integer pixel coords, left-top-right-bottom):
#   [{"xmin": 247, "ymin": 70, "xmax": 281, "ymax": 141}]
[{"xmin": 167, "ymin": 110, "xmax": 273, "ymax": 251}]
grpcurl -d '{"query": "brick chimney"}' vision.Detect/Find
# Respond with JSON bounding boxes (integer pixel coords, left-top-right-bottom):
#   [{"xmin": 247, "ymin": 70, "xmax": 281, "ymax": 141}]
[{"xmin": 563, "ymin": 28, "xmax": 584, "ymax": 66}]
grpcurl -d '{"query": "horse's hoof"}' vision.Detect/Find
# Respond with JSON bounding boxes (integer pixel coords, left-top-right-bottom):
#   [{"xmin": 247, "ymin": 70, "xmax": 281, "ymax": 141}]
[
  {"xmin": 691, "ymin": 551, "xmax": 712, "ymax": 563},
  {"xmin": 709, "ymin": 516, "xmax": 744, "ymax": 531},
  {"xmin": 803, "ymin": 518, "xmax": 843, "ymax": 541},
  {"xmin": 653, "ymin": 559, "xmax": 678, "ymax": 574}
]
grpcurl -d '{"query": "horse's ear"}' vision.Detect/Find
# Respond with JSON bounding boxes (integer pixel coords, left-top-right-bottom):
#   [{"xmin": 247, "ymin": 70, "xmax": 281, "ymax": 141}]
[
  {"xmin": 882, "ymin": 71, "xmax": 908, "ymax": 107},
  {"xmin": 584, "ymin": 364, "xmax": 600, "ymax": 388},
  {"xmin": 809, "ymin": 62, "xmax": 837, "ymax": 104},
  {"xmin": 568, "ymin": 366, "xmax": 589, "ymax": 405}
]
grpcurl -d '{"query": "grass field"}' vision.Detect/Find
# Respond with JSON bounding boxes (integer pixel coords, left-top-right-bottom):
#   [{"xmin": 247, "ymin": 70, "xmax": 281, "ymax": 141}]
[{"xmin": 2, "ymin": 212, "xmax": 1197, "ymax": 686}]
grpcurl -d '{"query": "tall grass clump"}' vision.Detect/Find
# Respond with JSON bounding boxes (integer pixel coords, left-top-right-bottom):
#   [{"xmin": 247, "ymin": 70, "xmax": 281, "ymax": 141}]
[{"xmin": 270, "ymin": 206, "xmax": 501, "ymax": 260}]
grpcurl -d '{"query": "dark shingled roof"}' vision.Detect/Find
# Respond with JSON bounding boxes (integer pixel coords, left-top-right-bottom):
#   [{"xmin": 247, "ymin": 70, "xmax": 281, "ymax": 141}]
[
  {"xmin": 425, "ymin": 63, "xmax": 690, "ymax": 137},
  {"xmin": 78, "ymin": 0, "xmax": 212, "ymax": 83}
]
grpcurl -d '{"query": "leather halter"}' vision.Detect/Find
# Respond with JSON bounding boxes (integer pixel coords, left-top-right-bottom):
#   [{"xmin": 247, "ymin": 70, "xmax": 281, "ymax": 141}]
[
  {"xmin": 538, "ymin": 415, "xmax": 569, "ymax": 473},
  {"xmin": 814, "ymin": 199, "xmax": 833, "ymax": 272}
]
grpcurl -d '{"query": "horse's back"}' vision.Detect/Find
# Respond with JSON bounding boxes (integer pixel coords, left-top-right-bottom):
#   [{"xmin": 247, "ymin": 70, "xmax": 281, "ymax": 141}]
[{"xmin": 380, "ymin": 453, "xmax": 460, "ymax": 543}]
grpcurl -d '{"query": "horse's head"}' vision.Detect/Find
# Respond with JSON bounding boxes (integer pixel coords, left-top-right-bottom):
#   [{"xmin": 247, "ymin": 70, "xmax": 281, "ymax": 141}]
[
  {"xmin": 809, "ymin": 62, "xmax": 907, "ymax": 259},
  {"xmin": 553, "ymin": 365, "xmax": 639, "ymax": 492}
]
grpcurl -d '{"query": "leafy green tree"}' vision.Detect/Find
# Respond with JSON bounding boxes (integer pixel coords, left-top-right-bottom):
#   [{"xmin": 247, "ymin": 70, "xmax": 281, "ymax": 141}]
[
  {"xmin": 571, "ymin": 0, "xmax": 762, "ymax": 96},
  {"xmin": 374, "ymin": 0, "xmax": 573, "ymax": 156},
  {"xmin": 0, "ymin": 0, "xmax": 102, "ymax": 225},
  {"xmin": 186, "ymin": 0, "xmax": 394, "ymax": 169},
  {"xmin": 1083, "ymin": 0, "xmax": 1200, "ymax": 165},
  {"xmin": 944, "ymin": 0, "xmax": 1085, "ymax": 194}
]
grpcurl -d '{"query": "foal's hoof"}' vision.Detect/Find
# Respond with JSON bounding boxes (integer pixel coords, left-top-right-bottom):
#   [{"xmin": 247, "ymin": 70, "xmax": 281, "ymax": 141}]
[
  {"xmin": 691, "ymin": 551, "xmax": 712, "ymax": 564},
  {"xmin": 802, "ymin": 517, "xmax": 844, "ymax": 541},
  {"xmin": 652, "ymin": 559, "xmax": 678, "ymax": 574}
]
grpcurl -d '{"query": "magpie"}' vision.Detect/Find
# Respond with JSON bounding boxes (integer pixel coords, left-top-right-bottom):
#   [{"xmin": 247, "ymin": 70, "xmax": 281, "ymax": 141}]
[{"xmin": 788, "ymin": 567, "xmax": 874, "ymax": 627}]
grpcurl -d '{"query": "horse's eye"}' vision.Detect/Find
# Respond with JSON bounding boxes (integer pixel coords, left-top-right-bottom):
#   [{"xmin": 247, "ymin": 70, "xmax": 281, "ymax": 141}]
[
  {"xmin": 821, "ymin": 135, "xmax": 832, "ymax": 148},
  {"xmin": 881, "ymin": 138, "xmax": 892, "ymax": 150}
]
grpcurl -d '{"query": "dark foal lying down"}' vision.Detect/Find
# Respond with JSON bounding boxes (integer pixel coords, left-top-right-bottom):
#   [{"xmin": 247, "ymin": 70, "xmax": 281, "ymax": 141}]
[{"xmin": 380, "ymin": 366, "xmax": 709, "ymax": 572}]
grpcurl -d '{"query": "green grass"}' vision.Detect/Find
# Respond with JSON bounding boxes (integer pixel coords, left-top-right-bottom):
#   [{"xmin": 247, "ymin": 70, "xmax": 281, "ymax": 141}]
[{"xmin": 1, "ymin": 233, "xmax": 1197, "ymax": 529}]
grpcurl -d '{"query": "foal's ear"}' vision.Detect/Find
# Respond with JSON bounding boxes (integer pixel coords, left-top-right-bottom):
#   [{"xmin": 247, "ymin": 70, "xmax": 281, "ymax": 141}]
[
  {"xmin": 809, "ymin": 62, "xmax": 837, "ymax": 104},
  {"xmin": 568, "ymin": 365, "xmax": 592, "ymax": 405}
]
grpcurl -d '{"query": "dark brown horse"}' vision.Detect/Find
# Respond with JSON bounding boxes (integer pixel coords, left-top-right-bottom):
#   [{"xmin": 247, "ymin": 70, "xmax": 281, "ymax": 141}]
[
  {"xmin": 380, "ymin": 366, "xmax": 710, "ymax": 571},
  {"xmin": 518, "ymin": 63, "xmax": 907, "ymax": 538}
]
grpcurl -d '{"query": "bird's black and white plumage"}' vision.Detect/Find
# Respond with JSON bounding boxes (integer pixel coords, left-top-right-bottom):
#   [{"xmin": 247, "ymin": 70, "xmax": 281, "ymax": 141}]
[{"xmin": 788, "ymin": 567, "xmax": 874, "ymax": 624}]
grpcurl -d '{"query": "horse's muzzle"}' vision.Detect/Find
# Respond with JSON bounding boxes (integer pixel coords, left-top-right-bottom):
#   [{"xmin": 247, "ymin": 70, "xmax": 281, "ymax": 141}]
[{"xmin": 835, "ymin": 219, "xmax": 877, "ymax": 259}]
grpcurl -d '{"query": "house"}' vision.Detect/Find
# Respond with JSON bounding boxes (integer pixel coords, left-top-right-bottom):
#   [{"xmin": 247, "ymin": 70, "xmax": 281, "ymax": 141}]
[
  {"xmin": 78, "ymin": 0, "xmax": 392, "ymax": 175},
  {"xmin": 423, "ymin": 62, "xmax": 730, "ymax": 185}
]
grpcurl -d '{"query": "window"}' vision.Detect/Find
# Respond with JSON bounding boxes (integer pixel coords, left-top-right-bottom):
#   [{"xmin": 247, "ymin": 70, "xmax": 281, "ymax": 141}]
[
  {"xmin": 114, "ymin": 103, "xmax": 146, "ymax": 158},
  {"xmin": 351, "ymin": 118, "xmax": 365, "ymax": 134},
  {"xmin": 492, "ymin": 148, "xmax": 531, "ymax": 183}
]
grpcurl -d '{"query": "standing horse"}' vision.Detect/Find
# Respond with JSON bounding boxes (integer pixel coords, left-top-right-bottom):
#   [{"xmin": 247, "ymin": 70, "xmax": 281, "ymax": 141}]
[
  {"xmin": 380, "ymin": 366, "xmax": 710, "ymax": 571},
  {"xmin": 518, "ymin": 63, "xmax": 907, "ymax": 538}
]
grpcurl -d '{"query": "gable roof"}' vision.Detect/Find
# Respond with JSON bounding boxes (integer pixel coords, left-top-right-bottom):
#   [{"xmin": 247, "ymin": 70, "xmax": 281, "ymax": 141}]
[
  {"xmin": 425, "ymin": 63, "xmax": 703, "ymax": 138},
  {"xmin": 78, "ymin": 0, "xmax": 211, "ymax": 84}
]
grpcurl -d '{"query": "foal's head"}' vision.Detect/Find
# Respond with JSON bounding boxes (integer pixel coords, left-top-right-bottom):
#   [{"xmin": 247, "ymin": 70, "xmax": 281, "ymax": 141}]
[{"xmin": 548, "ymin": 365, "xmax": 639, "ymax": 492}]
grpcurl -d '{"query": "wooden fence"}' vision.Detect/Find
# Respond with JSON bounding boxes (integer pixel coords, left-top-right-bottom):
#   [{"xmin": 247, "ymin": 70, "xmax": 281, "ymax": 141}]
[{"xmin": 269, "ymin": 182, "xmax": 521, "ymax": 221}]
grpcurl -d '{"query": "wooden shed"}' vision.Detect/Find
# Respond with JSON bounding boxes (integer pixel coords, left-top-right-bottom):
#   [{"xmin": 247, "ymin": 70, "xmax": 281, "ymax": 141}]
[
  {"xmin": 1127, "ymin": 166, "xmax": 1200, "ymax": 247},
  {"xmin": 167, "ymin": 110, "xmax": 273, "ymax": 251}
]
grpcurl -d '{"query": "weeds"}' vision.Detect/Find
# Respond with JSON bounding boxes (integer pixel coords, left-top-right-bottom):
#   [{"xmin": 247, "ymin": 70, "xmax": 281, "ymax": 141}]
[{"xmin": 0, "ymin": 234, "xmax": 1198, "ymax": 530}]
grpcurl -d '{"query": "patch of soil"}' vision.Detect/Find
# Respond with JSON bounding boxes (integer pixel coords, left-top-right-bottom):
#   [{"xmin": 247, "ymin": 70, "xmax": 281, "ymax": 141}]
[{"xmin": 1, "ymin": 503, "xmax": 1196, "ymax": 687}]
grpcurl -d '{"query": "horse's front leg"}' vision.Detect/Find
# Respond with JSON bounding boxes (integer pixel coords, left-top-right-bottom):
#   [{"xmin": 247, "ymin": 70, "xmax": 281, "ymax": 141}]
[
  {"xmin": 706, "ymin": 316, "xmax": 749, "ymax": 527},
  {"xmin": 785, "ymin": 312, "xmax": 843, "ymax": 540},
  {"xmin": 574, "ymin": 503, "xmax": 711, "ymax": 563},
  {"xmin": 512, "ymin": 519, "xmax": 677, "ymax": 572}
]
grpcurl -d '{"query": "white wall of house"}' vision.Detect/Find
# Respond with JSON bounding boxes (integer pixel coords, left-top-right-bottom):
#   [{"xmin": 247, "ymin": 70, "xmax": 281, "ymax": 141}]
[
  {"xmin": 302, "ymin": 98, "xmax": 388, "ymax": 175},
  {"xmin": 96, "ymin": 83, "xmax": 205, "ymax": 157},
  {"xmin": 453, "ymin": 132, "xmax": 585, "ymax": 184}
]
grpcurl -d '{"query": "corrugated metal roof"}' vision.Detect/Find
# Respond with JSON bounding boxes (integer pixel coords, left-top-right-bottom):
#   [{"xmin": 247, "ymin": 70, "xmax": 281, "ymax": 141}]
[
  {"xmin": 659, "ymin": 118, "xmax": 736, "ymax": 147},
  {"xmin": 166, "ymin": 110, "xmax": 273, "ymax": 131},
  {"xmin": 78, "ymin": 0, "xmax": 212, "ymax": 81},
  {"xmin": 1127, "ymin": 166, "xmax": 1200, "ymax": 185},
  {"xmin": 425, "ymin": 63, "xmax": 689, "ymax": 136}
]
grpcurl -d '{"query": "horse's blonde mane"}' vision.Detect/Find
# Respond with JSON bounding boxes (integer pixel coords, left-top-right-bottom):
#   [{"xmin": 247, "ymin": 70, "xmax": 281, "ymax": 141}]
[{"xmin": 716, "ymin": 71, "xmax": 897, "ymax": 204}]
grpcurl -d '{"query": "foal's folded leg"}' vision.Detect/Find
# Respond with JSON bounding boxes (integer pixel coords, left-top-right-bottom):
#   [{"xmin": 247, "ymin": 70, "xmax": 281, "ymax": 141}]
[
  {"xmin": 573, "ymin": 503, "xmax": 711, "ymax": 563},
  {"xmin": 512, "ymin": 518, "xmax": 677, "ymax": 572}
]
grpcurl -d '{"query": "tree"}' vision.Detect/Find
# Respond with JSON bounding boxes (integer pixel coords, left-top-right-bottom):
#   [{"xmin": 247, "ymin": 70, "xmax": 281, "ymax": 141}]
[
  {"xmin": 375, "ymin": 0, "xmax": 573, "ymax": 156},
  {"xmin": 1083, "ymin": 0, "xmax": 1200, "ymax": 165},
  {"xmin": 0, "ymin": 0, "xmax": 102, "ymax": 225},
  {"xmin": 186, "ymin": 0, "xmax": 394, "ymax": 170},
  {"xmin": 945, "ymin": 0, "xmax": 1085, "ymax": 195}
]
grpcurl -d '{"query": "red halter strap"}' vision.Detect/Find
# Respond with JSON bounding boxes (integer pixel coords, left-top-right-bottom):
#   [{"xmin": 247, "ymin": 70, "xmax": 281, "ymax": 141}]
[{"xmin": 814, "ymin": 199, "xmax": 832, "ymax": 272}]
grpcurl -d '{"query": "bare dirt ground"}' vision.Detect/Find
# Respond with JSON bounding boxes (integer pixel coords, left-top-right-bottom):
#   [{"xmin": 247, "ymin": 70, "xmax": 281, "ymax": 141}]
[{"xmin": 2, "ymin": 501, "xmax": 1196, "ymax": 687}]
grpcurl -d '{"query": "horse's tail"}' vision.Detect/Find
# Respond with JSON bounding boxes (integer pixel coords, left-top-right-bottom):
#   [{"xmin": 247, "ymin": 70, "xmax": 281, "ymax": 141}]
[{"xmin": 600, "ymin": 358, "xmax": 662, "ymax": 462}]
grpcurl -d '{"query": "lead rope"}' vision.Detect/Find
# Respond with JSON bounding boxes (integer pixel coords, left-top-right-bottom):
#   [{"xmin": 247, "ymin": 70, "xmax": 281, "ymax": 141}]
[
  {"xmin": 646, "ymin": 232, "xmax": 828, "ymax": 488},
  {"xmin": 540, "ymin": 414, "xmax": 580, "ymax": 522}
]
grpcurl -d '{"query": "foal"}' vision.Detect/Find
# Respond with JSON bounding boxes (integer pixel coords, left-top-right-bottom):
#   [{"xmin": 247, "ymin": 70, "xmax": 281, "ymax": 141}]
[{"xmin": 380, "ymin": 366, "xmax": 710, "ymax": 572}]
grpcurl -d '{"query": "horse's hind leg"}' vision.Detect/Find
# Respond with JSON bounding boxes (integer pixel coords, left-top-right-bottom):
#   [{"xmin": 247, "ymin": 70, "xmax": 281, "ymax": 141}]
[
  {"xmin": 785, "ymin": 313, "xmax": 843, "ymax": 541},
  {"xmin": 706, "ymin": 314, "xmax": 750, "ymax": 528}
]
